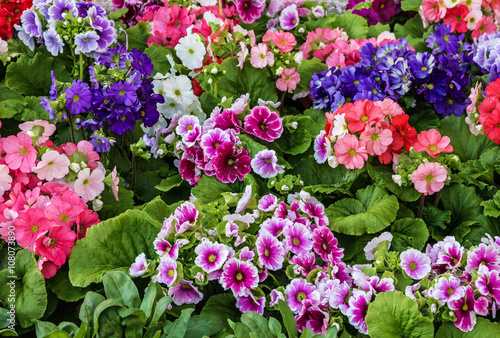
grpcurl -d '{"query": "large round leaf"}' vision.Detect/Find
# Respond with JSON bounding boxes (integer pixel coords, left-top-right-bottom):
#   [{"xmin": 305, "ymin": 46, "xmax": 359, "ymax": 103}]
[
  {"xmin": 366, "ymin": 292, "xmax": 434, "ymax": 338},
  {"xmin": 326, "ymin": 184, "xmax": 399, "ymax": 235},
  {"xmin": 68, "ymin": 209, "xmax": 162, "ymax": 287},
  {"xmin": 435, "ymin": 318, "xmax": 500, "ymax": 337}
]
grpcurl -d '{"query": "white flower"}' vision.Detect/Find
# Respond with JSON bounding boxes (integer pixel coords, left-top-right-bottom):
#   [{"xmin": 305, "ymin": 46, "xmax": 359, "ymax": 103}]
[
  {"xmin": 294, "ymin": 51, "xmax": 303, "ymax": 65},
  {"xmin": 330, "ymin": 113, "xmax": 348, "ymax": 140},
  {"xmin": 73, "ymin": 168, "xmax": 105, "ymax": 201},
  {"xmin": 392, "ymin": 174, "xmax": 402, "ymax": 186},
  {"xmin": 203, "ymin": 11, "xmax": 223, "ymax": 26},
  {"xmin": 0, "ymin": 38, "xmax": 8, "ymax": 55},
  {"xmin": 158, "ymin": 98, "xmax": 186, "ymax": 119},
  {"xmin": 175, "ymin": 34, "xmax": 206, "ymax": 70},
  {"xmin": 163, "ymin": 75, "xmax": 196, "ymax": 107},
  {"xmin": 327, "ymin": 155, "xmax": 339, "ymax": 168}
]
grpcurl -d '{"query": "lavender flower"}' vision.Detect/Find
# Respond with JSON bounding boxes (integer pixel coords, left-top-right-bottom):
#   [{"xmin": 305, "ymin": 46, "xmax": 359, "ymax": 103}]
[
  {"xmin": 129, "ymin": 253, "xmax": 149, "ymax": 276},
  {"xmin": 74, "ymin": 31, "xmax": 100, "ymax": 55},
  {"xmin": 400, "ymin": 248, "xmax": 431, "ymax": 280},
  {"xmin": 251, "ymin": 149, "xmax": 285, "ymax": 179}
]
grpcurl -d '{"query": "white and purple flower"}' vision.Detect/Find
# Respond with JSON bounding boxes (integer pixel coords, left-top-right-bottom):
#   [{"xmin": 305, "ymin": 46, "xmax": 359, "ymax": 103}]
[
  {"xmin": 194, "ymin": 238, "xmax": 230, "ymax": 273},
  {"xmin": 220, "ymin": 258, "xmax": 259, "ymax": 297},
  {"xmin": 285, "ymin": 278, "xmax": 320, "ymax": 314},
  {"xmin": 129, "ymin": 253, "xmax": 149, "ymax": 277},
  {"xmin": 432, "ymin": 276, "xmax": 466, "ymax": 303},
  {"xmin": 400, "ymin": 248, "xmax": 431, "ymax": 280},
  {"xmin": 256, "ymin": 231, "xmax": 285, "ymax": 270},
  {"xmin": 251, "ymin": 149, "xmax": 285, "ymax": 179}
]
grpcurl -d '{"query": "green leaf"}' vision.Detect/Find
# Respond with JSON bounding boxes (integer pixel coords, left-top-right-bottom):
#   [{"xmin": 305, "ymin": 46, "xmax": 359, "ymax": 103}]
[
  {"xmin": 140, "ymin": 282, "xmax": 162, "ymax": 321},
  {"xmin": 241, "ymin": 312, "xmax": 273, "ymax": 338},
  {"xmin": 391, "ymin": 218, "xmax": 429, "ymax": 252},
  {"xmin": 144, "ymin": 44, "xmax": 173, "ymax": 76},
  {"xmin": 98, "ymin": 180, "xmax": 135, "ymax": 220},
  {"xmin": 150, "ymin": 296, "xmax": 173, "ymax": 327},
  {"xmin": 120, "ymin": 21, "xmax": 150, "ymax": 51},
  {"xmin": 93, "ymin": 300, "xmax": 125, "ymax": 337},
  {"xmin": 5, "ymin": 52, "xmax": 72, "ymax": 96},
  {"xmin": 408, "ymin": 109, "xmax": 440, "ymax": 133},
  {"xmin": 422, "ymin": 204, "xmax": 451, "ymax": 232},
  {"xmin": 69, "ymin": 210, "xmax": 162, "ymax": 287},
  {"xmin": 218, "ymin": 58, "xmax": 278, "ymax": 107},
  {"xmin": 185, "ymin": 313, "xmax": 225, "ymax": 338},
  {"xmin": 367, "ymin": 23, "xmax": 390, "ymax": 38},
  {"xmin": 192, "ymin": 175, "xmax": 251, "ymax": 204},
  {"xmin": 289, "ymin": 156, "xmax": 357, "ymax": 194},
  {"xmin": 296, "ymin": 58, "xmax": 328, "ymax": 91},
  {"xmin": 155, "ymin": 175, "xmax": 183, "ymax": 193},
  {"xmin": 36, "ymin": 321, "xmax": 60, "ymax": 337},
  {"xmin": 46, "ymin": 265, "xmax": 95, "ymax": 302},
  {"xmin": 438, "ymin": 115, "xmax": 496, "ymax": 161},
  {"xmin": 435, "ymin": 317, "xmax": 500, "ymax": 337},
  {"xmin": 201, "ymin": 294, "xmax": 240, "ymax": 323},
  {"xmin": 278, "ymin": 300, "xmax": 298, "ymax": 338},
  {"xmin": 366, "ymin": 292, "xmax": 434, "ymax": 338},
  {"xmin": 108, "ymin": 8, "xmax": 129, "ymax": 20},
  {"xmin": 79, "ymin": 291, "xmax": 106, "ymax": 323},
  {"xmin": 0, "ymin": 250, "xmax": 47, "ymax": 328},
  {"xmin": 481, "ymin": 190, "xmax": 500, "ymax": 218},
  {"xmin": 273, "ymin": 116, "xmax": 313, "ymax": 155},
  {"xmin": 165, "ymin": 308, "xmax": 195, "ymax": 338},
  {"xmin": 326, "ymin": 184, "xmax": 399, "ymax": 235},
  {"xmin": 401, "ymin": 0, "xmax": 422, "ymax": 11},
  {"xmin": 135, "ymin": 170, "xmax": 164, "ymax": 202},
  {"xmin": 142, "ymin": 198, "xmax": 172, "ymax": 224},
  {"xmin": 367, "ymin": 162, "xmax": 420, "ymax": 202},
  {"xmin": 103, "ymin": 271, "xmax": 141, "ymax": 309},
  {"xmin": 325, "ymin": 13, "xmax": 368, "ymax": 39},
  {"xmin": 268, "ymin": 317, "xmax": 282, "ymax": 336},
  {"xmin": 233, "ymin": 322, "xmax": 253, "ymax": 338}
]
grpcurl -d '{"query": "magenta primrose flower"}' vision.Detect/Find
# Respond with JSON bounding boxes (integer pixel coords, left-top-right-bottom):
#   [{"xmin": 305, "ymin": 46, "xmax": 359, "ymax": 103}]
[
  {"xmin": 168, "ymin": 279, "xmax": 204, "ymax": 306},
  {"xmin": 236, "ymin": 292, "xmax": 266, "ymax": 315},
  {"xmin": 256, "ymin": 231, "xmax": 285, "ymax": 270},
  {"xmin": 257, "ymin": 194, "xmax": 279, "ymax": 212},
  {"xmin": 130, "ymin": 253, "xmax": 149, "ymax": 277},
  {"xmin": 212, "ymin": 142, "xmax": 252, "ymax": 183},
  {"xmin": 465, "ymin": 244, "xmax": 500, "ymax": 274},
  {"xmin": 475, "ymin": 270, "xmax": 500, "ymax": 303},
  {"xmin": 157, "ymin": 257, "xmax": 177, "ymax": 286},
  {"xmin": 285, "ymin": 278, "xmax": 321, "ymax": 314},
  {"xmin": 199, "ymin": 128, "xmax": 230, "ymax": 158},
  {"xmin": 312, "ymin": 227, "xmax": 344, "ymax": 264},
  {"xmin": 448, "ymin": 286, "xmax": 489, "ymax": 332},
  {"xmin": 220, "ymin": 258, "xmax": 259, "ymax": 297},
  {"xmin": 174, "ymin": 201, "xmax": 199, "ymax": 234},
  {"xmin": 346, "ymin": 290, "xmax": 372, "ymax": 335},
  {"xmin": 244, "ymin": 106, "xmax": 283, "ymax": 142},
  {"xmin": 295, "ymin": 299, "xmax": 330, "ymax": 335},
  {"xmin": 329, "ymin": 281, "xmax": 351, "ymax": 315},
  {"xmin": 260, "ymin": 217, "xmax": 292, "ymax": 237},
  {"xmin": 432, "ymin": 276, "xmax": 466, "ymax": 303},
  {"xmin": 251, "ymin": 149, "xmax": 285, "ymax": 178},
  {"xmin": 436, "ymin": 241, "xmax": 464, "ymax": 270},
  {"xmin": 400, "ymin": 248, "xmax": 431, "ymax": 280},
  {"xmin": 235, "ymin": 0, "xmax": 266, "ymax": 24},
  {"xmin": 194, "ymin": 238, "xmax": 230, "ymax": 273},
  {"xmin": 283, "ymin": 222, "xmax": 313, "ymax": 255}
]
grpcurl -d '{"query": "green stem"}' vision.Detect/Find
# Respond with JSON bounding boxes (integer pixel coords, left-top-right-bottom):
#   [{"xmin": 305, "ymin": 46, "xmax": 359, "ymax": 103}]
[
  {"xmin": 213, "ymin": 82, "xmax": 218, "ymax": 98},
  {"xmin": 79, "ymin": 53, "xmax": 84, "ymax": 81},
  {"xmin": 417, "ymin": 194, "xmax": 425, "ymax": 218},
  {"xmin": 68, "ymin": 113, "xmax": 76, "ymax": 144},
  {"xmin": 132, "ymin": 153, "xmax": 136, "ymax": 192},
  {"xmin": 433, "ymin": 190, "xmax": 442, "ymax": 208},
  {"xmin": 102, "ymin": 152, "xmax": 107, "ymax": 171},
  {"xmin": 218, "ymin": 0, "xmax": 223, "ymax": 16},
  {"xmin": 279, "ymin": 90, "xmax": 286, "ymax": 112}
]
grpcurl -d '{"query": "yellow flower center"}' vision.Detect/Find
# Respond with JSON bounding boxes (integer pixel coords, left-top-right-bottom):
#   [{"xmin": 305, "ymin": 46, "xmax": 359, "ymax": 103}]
[
  {"xmin": 348, "ymin": 149, "xmax": 357, "ymax": 157},
  {"xmin": 236, "ymin": 272, "xmax": 243, "ymax": 281},
  {"xmin": 168, "ymin": 269, "xmax": 175, "ymax": 278},
  {"xmin": 409, "ymin": 262, "xmax": 417, "ymax": 271},
  {"xmin": 425, "ymin": 174, "xmax": 434, "ymax": 183},
  {"xmin": 208, "ymin": 254, "xmax": 217, "ymax": 263}
]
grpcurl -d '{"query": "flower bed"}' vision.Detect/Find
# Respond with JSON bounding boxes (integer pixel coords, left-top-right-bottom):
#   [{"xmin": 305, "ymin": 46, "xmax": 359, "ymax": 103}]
[{"xmin": 1, "ymin": 0, "xmax": 500, "ymax": 337}]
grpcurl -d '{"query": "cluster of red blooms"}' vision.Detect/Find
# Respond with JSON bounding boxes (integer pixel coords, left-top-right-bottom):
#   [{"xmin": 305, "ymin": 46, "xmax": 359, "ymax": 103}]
[
  {"xmin": 478, "ymin": 78, "xmax": 500, "ymax": 144},
  {"xmin": 0, "ymin": 0, "xmax": 32, "ymax": 39}
]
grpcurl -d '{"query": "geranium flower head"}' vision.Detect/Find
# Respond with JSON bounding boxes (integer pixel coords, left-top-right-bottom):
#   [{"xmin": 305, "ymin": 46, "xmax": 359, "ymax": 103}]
[
  {"xmin": 400, "ymin": 248, "xmax": 431, "ymax": 279},
  {"xmin": 411, "ymin": 162, "xmax": 448, "ymax": 196},
  {"xmin": 285, "ymin": 278, "xmax": 321, "ymax": 314},
  {"xmin": 195, "ymin": 238, "xmax": 230, "ymax": 273},
  {"xmin": 220, "ymin": 258, "xmax": 259, "ymax": 296}
]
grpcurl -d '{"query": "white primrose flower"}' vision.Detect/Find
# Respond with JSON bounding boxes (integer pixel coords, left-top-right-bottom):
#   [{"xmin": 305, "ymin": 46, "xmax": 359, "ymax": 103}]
[{"xmin": 175, "ymin": 34, "xmax": 206, "ymax": 70}]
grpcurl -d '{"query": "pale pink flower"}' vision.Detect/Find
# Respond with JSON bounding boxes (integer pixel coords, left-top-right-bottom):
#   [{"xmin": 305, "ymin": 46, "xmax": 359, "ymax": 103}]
[
  {"xmin": 334, "ymin": 134, "xmax": 368, "ymax": 169},
  {"xmin": 3, "ymin": 132, "xmax": 37, "ymax": 173},
  {"xmin": 411, "ymin": 162, "xmax": 448, "ymax": 196},
  {"xmin": 276, "ymin": 68, "xmax": 300, "ymax": 92},
  {"xmin": 33, "ymin": 150, "xmax": 70, "ymax": 181},
  {"xmin": 111, "ymin": 166, "xmax": 119, "ymax": 201},
  {"xmin": 250, "ymin": 43, "xmax": 274, "ymax": 69},
  {"xmin": 19, "ymin": 120, "xmax": 56, "ymax": 144},
  {"xmin": 73, "ymin": 168, "xmax": 105, "ymax": 201},
  {"xmin": 237, "ymin": 42, "xmax": 248, "ymax": 69},
  {"xmin": 0, "ymin": 164, "xmax": 12, "ymax": 196}
]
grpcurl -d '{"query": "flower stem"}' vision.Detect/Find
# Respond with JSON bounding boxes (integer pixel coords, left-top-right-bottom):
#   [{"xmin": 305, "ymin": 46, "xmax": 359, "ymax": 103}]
[
  {"xmin": 132, "ymin": 153, "xmax": 136, "ymax": 192},
  {"xmin": 417, "ymin": 193, "xmax": 425, "ymax": 218},
  {"xmin": 218, "ymin": 0, "xmax": 223, "ymax": 16},
  {"xmin": 79, "ymin": 53, "xmax": 84, "ymax": 81},
  {"xmin": 279, "ymin": 90, "xmax": 286, "ymax": 112},
  {"xmin": 433, "ymin": 190, "xmax": 442, "ymax": 207},
  {"xmin": 68, "ymin": 113, "xmax": 76, "ymax": 144}
]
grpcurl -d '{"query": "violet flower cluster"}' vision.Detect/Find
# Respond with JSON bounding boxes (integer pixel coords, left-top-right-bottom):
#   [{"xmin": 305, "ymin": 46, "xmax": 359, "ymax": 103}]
[
  {"xmin": 469, "ymin": 31, "xmax": 500, "ymax": 82},
  {"xmin": 15, "ymin": 0, "xmax": 116, "ymax": 56},
  {"xmin": 310, "ymin": 25, "xmax": 472, "ymax": 117},
  {"xmin": 346, "ymin": 0, "xmax": 401, "ymax": 26},
  {"xmin": 145, "ymin": 95, "xmax": 285, "ymax": 185},
  {"xmin": 41, "ymin": 45, "xmax": 164, "ymax": 150}
]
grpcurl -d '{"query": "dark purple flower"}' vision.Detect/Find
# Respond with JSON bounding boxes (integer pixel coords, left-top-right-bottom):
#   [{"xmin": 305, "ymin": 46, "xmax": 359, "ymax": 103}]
[
  {"xmin": 212, "ymin": 142, "xmax": 251, "ymax": 184},
  {"xmin": 89, "ymin": 134, "xmax": 112, "ymax": 153},
  {"xmin": 372, "ymin": 0, "xmax": 396, "ymax": 23},
  {"xmin": 409, "ymin": 53, "xmax": 435, "ymax": 79},
  {"xmin": 65, "ymin": 80, "xmax": 92, "ymax": 115},
  {"xmin": 108, "ymin": 107, "xmax": 135, "ymax": 135},
  {"xmin": 131, "ymin": 48, "xmax": 154, "ymax": 77},
  {"xmin": 427, "ymin": 24, "xmax": 461, "ymax": 55},
  {"xmin": 137, "ymin": 98, "xmax": 160, "ymax": 127},
  {"xmin": 108, "ymin": 81, "xmax": 137, "ymax": 107}
]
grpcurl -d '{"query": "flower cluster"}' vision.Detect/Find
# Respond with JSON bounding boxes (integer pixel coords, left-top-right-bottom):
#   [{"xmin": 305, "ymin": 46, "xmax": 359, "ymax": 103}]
[
  {"xmin": 111, "ymin": 0, "xmax": 162, "ymax": 27},
  {"xmin": 347, "ymin": 0, "xmax": 401, "ymax": 25},
  {"xmin": 41, "ymin": 45, "xmax": 164, "ymax": 143},
  {"xmin": 466, "ymin": 78, "xmax": 500, "ymax": 143},
  {"xmin": 147, "ymin": 95, "xmax": 284, "ymax": 185},
  {"xmin": 15, "ymin": 0, "xmax": 116, "ymax": 56},
  {"xmin": 0, "ymin": 121, "xmax": 110, "ymax": 278},
  {"xmin": 469, "ymin": 32, "xmax": 500, "ymax": 82},
  {"xmin": 264, "ymin": 0, "xmax": 325, "ymax": 31},
  {"xmin": 311, "ymin": 27, "xmax": 471, "ymax": 117},
  {"xmin": 0, "ymin": 0, "xmax": 33, "ymax": 40},
  {"xmin": 399, "ymin": 234, "xmax": 500, "ymax": 332},
  {"xmin": 419, "ymin": 0, "xmax": 498, "ymax": 36}
]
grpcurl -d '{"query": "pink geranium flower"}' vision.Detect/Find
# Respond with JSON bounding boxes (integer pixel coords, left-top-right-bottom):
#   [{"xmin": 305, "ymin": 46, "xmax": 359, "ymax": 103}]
[
  {"xmin": 73, "ymin": 168, "xmax": 105, "ymax": 201},
  {"xmin": 33, "ymin": 150, "xmax": 70, "ymax": 181},
  {"xmin": 14, "ymin": 208, "xmax": 52, "ymax": 249},
  {"xmin": 250, "ymin": 43, "xmax": 274, "ymax": 69},
  {"xmin": 334, "ymin": 134, "xmax": 368, "ymax": 169},
  {"xmin": 264, "ymin": 30, "xmax": 297, "ymax": 53},
  {"xmin": 411, "ymin": 162, "xmax": 448, "ymax": 196},
  {"xmin": 3, "ymin": 132, "xmax": 37, "ymax": 173},
  {"xmin": 414, "ymin": 129, "xmax": 453, "ymax": 158},
  {"xmin": 400, "ymin": 248, "xmax": 431, "ymax": 279},
  {"xmin": 276, "ymin": 68, "xmax": 300, "ymax": 92},
  {"xmin": 34, "ymin": 225, "xmax": 77, "ymax": 266}
]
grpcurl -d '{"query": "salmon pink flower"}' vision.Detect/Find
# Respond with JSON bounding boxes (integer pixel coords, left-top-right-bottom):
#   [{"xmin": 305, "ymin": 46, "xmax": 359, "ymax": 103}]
[
  {"xmin": 443, "ymin": 5, "xmax": 469, "ymax": 33},
  {"xmin": 421, "ymin": 0, "xmax": 447, "ymax": 22},
  {"xmin": 73, "ymin": 168, "xmax": 105, "ymax": 201},
  {"xmin": 344, "ymin": 100, "xmax": 384, "ymax": 133},
  {"xmin": 334, "ymin": 134, "xmax": 368, "ymax": 169},
  {"xmin": 263, "ymin": 30, "xmax": 296, "ymax": 53},
  {"xmin": 276, "ymin": 68, "xmax": 300, "ymax": 92},
  {"xmin": 359, "ymin": 122, "xmax": 393, "ymax": 156},
  {"xmin": 400, "ymin": 248, "xmax": 431, "ymax": 279},
  {"xmin": 33, "ymin": 150, "xmax": 70, "ymax": 181},
  {"xmin": 14, "ymin": 208, "xmax": 52, "ymax": 249},
  {"xmin": 19, "ymin": 120, "xmax": 56, "ymax": 144},
  {"xmin": 244, "ymin": 106, "xmax": 283, "ymax": 142},
  {"xmin": 220, "ymin": 258, "xmax": 259, "ymax": 296},
  {"xmin": 250, "ymin": 43, "xmax": 274, "ymax": 69},
  {"xmin": 168, "ymin": 279, "xmax": 203, "ymax": 306},
  {"xmin": 414, "ymin": 129, "xmax": 453, "ymax": 158},
  {"xmin": 34, "ymin": 225, "xmax": 76, "ymax": 266},
  {"xmin": 3, "ymin": 132, "xmax": 36, "ymax": 173},
  {"xmin": 130, "ymin": 253, "xmax": 150, "ymax": 277},
  {"xmin": 195, "ymin": 238, "xmax": 230, "ymax": 273},
  {"xmin": 411, "ymin": 162, "xmax": 448, "ymax": 196},
  {"xmin": 472, "ymin": 16, "xmax": 496, "ymax": 39}
]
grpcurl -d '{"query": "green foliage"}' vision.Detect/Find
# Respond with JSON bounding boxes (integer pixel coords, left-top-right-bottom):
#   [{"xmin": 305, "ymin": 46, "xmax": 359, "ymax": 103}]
[
  {"xmin": 217, "ymin": 58, "xmax": 278, "ymax": 107},
  {"xmin": 401, "ymin": 0, "xmax": 422, "ymax": 11},
  {"xmin": 366, "ymin": 292, "xmax": 434, "ymax": 338},
  {"xmin": 5, "ymin": 52, "xmax": 72, "ymax": 96},
  {"xmin": 69, "ymin": 209, "xmax": 161, "ymax": 287},
  {"xmin": 481, "ymin": 190, "xmax": 500, "ymax": 217},
  {"xmin": 0, "ymin": 250, "xmax": 47, "ymax": 328},
  {"xmin": 323, "ymin": 12, "xmax": 368, "ymax": 39},
  {"xmin": 192, "ymin": 175, "xmax": 258, "ymax": 204},
  {"xmin": 391, "ymin": 218, "xmax": 429, "ymax": 252},
  {"xmin": 119, "ymin": 21, "xmax": 150, "ymax": 51},
  {"xmin": 326, "ymin": 184, "xmax": 399, "ymax": 235},
  {"xmin": 201, "ymin": 293, "xmax": 240, "ymax": 324},
  {"xmin": 144, "ymin": 44, "xmax": 173, "ymax": 76},
  {"xmin": 394, "ymin": 16, "xmax": 428, "ymax": 52},
  {"xmin": 435, "ymin": 318, "xmax": 500, "ymax": 337},
  {"xmin": 367, "ymin": 162, "xmax": 421, "ymax": 202},
  {"xmin": 273, "ymin": 116, "xmax": 314, "ymax": 155},
  {"xmin": 367, "ymin": 23, "xmax": 391, "ymax": 38},
  {"xmin": 408, "ymin": 109, "xmax": 440, "ymax": 133}
]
